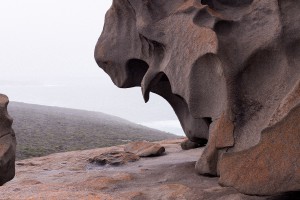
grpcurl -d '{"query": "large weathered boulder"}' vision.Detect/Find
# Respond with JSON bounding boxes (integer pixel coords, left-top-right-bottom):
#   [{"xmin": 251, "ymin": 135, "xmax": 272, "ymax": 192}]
[
  {"xmin": 124, "ymin": 141, "xmax": 165, "ymax": 157},
  {"xmin": 0, "ymin": 94, "xmax": 16, "ymax": 185},
  {"xmin": 95, "ymin": 0, "xmax": 300, "ymax": 195}
]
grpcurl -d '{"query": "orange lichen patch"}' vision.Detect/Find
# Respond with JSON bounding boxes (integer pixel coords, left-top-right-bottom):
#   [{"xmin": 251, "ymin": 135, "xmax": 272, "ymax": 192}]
[
  {"xmin": 158, "ymin": 138, "xmax": 186, "ymax": 145},
  {"xmin": 203, "ymin": 186, "xmax": 225, "ymax": 193},
  {"xmin": 83, "ymin": 177, "xmax": 118, "ymax": 190},
  {"xmin": 113, "ymin": 172, "xmax": 133, "ymax": 182},
  {"xmin": 73, "ymin": 172, "xmax": 133, "ymax": 191},
  {"xmin": 158, "ymin": 184, "xmax": 191, "ymax": 199},
  {"xmin": 20, "ymin": 179, "xmax": 42, "ymax": 185},
  {"xmin": 215, "ymin": 112, "xmax": 235, "ymax": 149},
  {"xmin": 23, "ymin": 191, "xmax": 113, "ymax": 200},
  {"xmin": 269, "ymin": 80, "xmax": 300, "ymax": 126}
]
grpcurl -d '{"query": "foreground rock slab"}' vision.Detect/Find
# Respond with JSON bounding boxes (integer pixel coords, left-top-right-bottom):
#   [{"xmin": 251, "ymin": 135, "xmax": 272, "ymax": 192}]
[
  {"xmin": 0, "ymin": 138, "xmax": 295, "ymax": 199},
  {"xmin": 124, "ymin": 141, "xmax": 165, "ymax": 157},
  {"xmin": 0, "ymin": 94, "xmax": 16, "ymax": 186}
]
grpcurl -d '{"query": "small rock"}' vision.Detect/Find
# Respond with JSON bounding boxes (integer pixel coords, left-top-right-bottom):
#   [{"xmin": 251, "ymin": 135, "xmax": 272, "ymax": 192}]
[
  {"xmin": 124, "ymin": 141, "xmax": 165, "ymax": 157},
  {"xmin": 180, "ymin": 139, "xmax": 206, "ymax": 150},
  {"xmin": 89, "ymin": 151, "xmax": 140, "ymax": 166}
]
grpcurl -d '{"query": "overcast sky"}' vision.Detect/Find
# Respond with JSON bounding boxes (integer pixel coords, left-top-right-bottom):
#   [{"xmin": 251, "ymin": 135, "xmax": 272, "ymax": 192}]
[
  {"xmin": 0, "ymin": 0, "xmax": 111, "ymax": 78},
  {"xmin": 0, "ymin": 0, "xmax": 184, "ymax": 135}
]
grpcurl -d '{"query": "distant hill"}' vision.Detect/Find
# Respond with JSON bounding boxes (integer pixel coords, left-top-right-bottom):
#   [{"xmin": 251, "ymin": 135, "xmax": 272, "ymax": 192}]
[{"xmin": 8, "ymin": 102, "xmax": 177, "ymax": 160}]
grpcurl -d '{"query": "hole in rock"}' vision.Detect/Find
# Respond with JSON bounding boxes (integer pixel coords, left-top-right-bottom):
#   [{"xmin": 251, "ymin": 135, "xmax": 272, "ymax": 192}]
[
  {"xmin": 203, "ymin": 117, "xmax": 212, "ymax": 126},
  {"xmin": 125, "ymin": 59, "xmax": 149, "ymax": 87},
  {"xmin": 214, "ymin": 20, "xmax": 234, "ymax": 36},
  {"xmin": 216, "ymin": 0, "xmax": 253, "ymax": 7},
  {"xmin": 201, "ymin": 0, "xmax": 215, "ymax": 8},
  {"xmin": 157, "ymin": 73, "xmax": 169, "ymax": 83},
  {"xmin": 196, "ymin": 138, "xmax": 208, "ymax": 146}
]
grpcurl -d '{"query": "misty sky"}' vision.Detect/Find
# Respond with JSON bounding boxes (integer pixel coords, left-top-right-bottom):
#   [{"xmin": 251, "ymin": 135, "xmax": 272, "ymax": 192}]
[{"xmin": 0, "ymin": 0, "xmax": 184, "ymax": 135}]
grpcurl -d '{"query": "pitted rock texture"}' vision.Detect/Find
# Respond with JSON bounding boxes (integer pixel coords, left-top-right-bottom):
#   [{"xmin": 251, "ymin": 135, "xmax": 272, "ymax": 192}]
[
  {"xmin": 89, "ymin": 151, "xmax": 140, "ymax": 166},
  {"xmin": 124, "ymin": 141, "xmax": 165, "ymax": 157},
  {"xmin": 95, "ymin": 0, "xmax": 300, "ymax": 195},
  {"xmin": 0, "ymin": 94, "xmax": 16, "ymax": 185}
]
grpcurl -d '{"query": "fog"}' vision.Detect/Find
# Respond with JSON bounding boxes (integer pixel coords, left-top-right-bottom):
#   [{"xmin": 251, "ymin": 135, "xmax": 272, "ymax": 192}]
[{"xmin": 0, "ymin": 0, "xmax": 184, "ymax": 135}]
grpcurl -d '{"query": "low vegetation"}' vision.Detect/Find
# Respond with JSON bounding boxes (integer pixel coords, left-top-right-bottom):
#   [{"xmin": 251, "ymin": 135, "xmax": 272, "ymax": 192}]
[{"xmin": 9, "ymin": 102, "xmax": 177, "ymax": 160}]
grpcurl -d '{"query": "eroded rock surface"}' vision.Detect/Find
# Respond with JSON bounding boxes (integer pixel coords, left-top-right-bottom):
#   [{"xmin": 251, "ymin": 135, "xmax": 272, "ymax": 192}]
[
  {"xmin": 95, "ymin": 0, "xmax": 300, "ymax": 195},
  {"xmin": 0, "ymin": 94, "xmax": 16, "ymax": 185},
  {"xmin": 89, "ymin": 151, "xmax": 139, "ymax": 166},
  {"xmin": 124, "ymin": 141, "xmax": 165, "ymax": 157}
]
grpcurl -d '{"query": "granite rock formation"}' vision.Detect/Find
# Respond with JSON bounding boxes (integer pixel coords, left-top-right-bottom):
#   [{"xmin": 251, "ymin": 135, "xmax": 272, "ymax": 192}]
[
  {"xmin": 95, "ymin": 0, "xmax": 300, "ymax": 195},
  {"xmin": 0, "ymin": 94, "xmax": 16, "ymax": 185}
]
